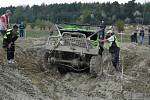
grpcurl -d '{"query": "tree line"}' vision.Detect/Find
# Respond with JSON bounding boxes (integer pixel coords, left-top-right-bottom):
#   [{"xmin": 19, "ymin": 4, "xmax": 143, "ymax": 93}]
[{"xmin": 0, "ymin": 0, "xmax": 150, "ymax": 26}]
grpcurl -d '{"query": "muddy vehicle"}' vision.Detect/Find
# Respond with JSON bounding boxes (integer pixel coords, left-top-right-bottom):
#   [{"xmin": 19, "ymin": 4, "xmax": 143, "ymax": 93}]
[{"xmin": 43, "ymin": 24, "xmax": 103, "ymax": 76}]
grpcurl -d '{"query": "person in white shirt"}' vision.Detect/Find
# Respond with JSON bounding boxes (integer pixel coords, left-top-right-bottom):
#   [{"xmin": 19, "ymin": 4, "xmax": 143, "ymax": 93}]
[{"xmin": 100, "ymin": 30, "xmax": 120, "ymax": 71}]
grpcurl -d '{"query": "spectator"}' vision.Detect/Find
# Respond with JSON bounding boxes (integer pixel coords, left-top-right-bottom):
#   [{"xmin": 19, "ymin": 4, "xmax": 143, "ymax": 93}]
[
  {"xmin": 19, "ymin": 22, "xmax": 25, "ymax": 38},
  {"xmin": 99, "ymin": 21, "xmax": 106, "ymax": 55},
  {"xmin": 0, "ymin": 9, "xmax": 12, "ymax": 36},
  {"xmin": 130, "ymin": 32, "xmax": 134, "ymax": 42},
  {"xmin": 134, "ymin": 30, "xmax": 138, "ymax": 43},
  {"xmin": 131, "ymin": 30, "xmax": 138, "ymax": 43},
  {"xmin": 148, "ymin": 27, "xmax": 150, "ymax": 46},
  {"xmin": 139, "ymin": 27, "xmax": 145, "ymax": 45}
]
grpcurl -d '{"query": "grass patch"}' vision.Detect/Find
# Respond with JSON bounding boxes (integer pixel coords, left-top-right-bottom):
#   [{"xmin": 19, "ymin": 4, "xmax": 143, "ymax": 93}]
[
  {"xmin": 26, "ymin": 30, "xmax": 49, "ymax": 38},
  {"xmin": 26, "ymin": 31, "xmax": 49, "ymax": 38}
]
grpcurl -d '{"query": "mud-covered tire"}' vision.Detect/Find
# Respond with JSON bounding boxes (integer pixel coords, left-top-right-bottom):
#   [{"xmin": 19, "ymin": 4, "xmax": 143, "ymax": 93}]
[
  {"xmin": 40, "ymin": 51, "xmax": 52, "ymax": 71},
  {"xmin": 90, "ymin": 55, "xmax": 103, "ymax": 77}
]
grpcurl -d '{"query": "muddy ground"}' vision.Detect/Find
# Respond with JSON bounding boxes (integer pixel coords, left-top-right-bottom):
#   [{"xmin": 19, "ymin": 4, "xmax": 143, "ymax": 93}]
[{"xmin": 0, "ymin": 37, "xmax": 150, "ymax": 100}]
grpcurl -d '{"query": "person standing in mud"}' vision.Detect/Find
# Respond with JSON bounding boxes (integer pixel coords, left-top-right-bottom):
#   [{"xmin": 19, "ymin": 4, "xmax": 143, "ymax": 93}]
[
  {"xmin": 100, "ymin": 30, "xmax": 120, "ymax": 71},
  {"xmin": 3, "ymin": 24, "xmax": 19, "ymax": 64},
  {"xmin": 99, "ymin": 20, "xmax": 106, "ymax": 55}
]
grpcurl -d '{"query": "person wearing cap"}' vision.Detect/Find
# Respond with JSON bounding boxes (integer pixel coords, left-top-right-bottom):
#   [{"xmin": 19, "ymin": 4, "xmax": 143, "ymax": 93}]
[
  {"xmin": 0, "ymin": 9, "xmax": 12, "ymax": 36},
  {"xmin": 100, "ymin": 30, "xmax": 120, "ymax": 71},
  {"xmin": 3, "ymin": 24, "xmax": 19, "ymax": 64}
]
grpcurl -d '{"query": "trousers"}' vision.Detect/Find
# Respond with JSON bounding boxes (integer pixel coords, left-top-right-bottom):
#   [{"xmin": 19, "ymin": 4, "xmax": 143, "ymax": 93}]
[
  {"xmin": 111, "ymin": 48, "xmax": 120, "ymax": 71},
  {"xmin": 7, "ymin": 45, "xmax": 15, "ymax": 60}
]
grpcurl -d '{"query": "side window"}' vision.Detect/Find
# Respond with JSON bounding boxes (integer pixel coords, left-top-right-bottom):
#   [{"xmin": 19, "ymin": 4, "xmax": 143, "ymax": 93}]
[{"xmin": 90, "ymin": 33, "xmax": 98, "ymax": 40}]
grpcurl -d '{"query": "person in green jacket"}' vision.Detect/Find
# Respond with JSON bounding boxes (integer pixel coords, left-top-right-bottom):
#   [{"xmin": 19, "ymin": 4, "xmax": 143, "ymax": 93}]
[{"xmin": 3, "ymin": 24, "xmax": 19, "ymax": 64}]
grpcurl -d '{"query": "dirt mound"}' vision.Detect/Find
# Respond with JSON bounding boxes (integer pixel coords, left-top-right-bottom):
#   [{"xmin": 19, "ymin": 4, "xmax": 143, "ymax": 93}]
[
  {"xmin": 121, "ymin": 43, "xmax": 150, "ymax": 94},
  {"xmin": 0, "ymin": 38, "xmax": 150, "ymax": 100}
]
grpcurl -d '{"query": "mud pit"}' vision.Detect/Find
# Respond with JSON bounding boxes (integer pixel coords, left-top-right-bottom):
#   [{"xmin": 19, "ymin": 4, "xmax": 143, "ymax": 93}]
[{"xmin": 0, "ymin": 38, "xmax": 150, "ymax": 100}]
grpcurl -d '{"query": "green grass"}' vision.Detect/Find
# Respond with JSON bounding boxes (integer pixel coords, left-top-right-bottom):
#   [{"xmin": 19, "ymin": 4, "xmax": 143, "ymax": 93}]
[
  {"xmin": 26, "ymin": 30, "xmax": 49, "ymax": 38},
  {"xmin": 116, "ymin": 34, "xmax": 131, "ymax": 43}
]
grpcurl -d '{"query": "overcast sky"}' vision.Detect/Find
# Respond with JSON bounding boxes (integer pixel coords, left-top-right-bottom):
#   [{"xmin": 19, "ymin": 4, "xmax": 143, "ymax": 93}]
[{"xmin": 0, "ymin": 0, "xmax": 149, "ymax": 7}]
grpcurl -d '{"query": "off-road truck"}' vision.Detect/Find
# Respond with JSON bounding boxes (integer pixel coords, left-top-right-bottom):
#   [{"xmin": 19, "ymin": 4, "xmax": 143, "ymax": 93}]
[{"xmin": 43, "ymin": 24, "xmax": 103, "ymax": 76}]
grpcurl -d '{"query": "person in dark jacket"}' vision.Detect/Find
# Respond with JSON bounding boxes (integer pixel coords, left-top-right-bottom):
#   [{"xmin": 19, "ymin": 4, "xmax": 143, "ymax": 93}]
[
  {"xmin": 99, "ymin": 20, "xmax": 106, "ymax": 40},
  {"xmin": 134, "ymin": 30, "xmax": 138, "ymax": 43},
  {"xmin": 139, "ymin": 27, "xmax": 145, "ymax": 45},
  {"xmin": 130, "ymin": 32, "xmax": 134, "ymax": 42},
  {"xmin": 131, "ymin": 30, "xmax": 138, "ymax": 43},
  {"xmin": 3, "ymin": 24, "xmax": 19, "ymax": 64},
  {"xmin": 148, "ymin": 27, "xmax": 150, "ymax": 46},
  {"xmin": 99, "ymin": 21, "xmax": 106, "ymax": 55},
  {"xmin": 19, "ymin": 22, "xmax": 25, "ymax": 37}
]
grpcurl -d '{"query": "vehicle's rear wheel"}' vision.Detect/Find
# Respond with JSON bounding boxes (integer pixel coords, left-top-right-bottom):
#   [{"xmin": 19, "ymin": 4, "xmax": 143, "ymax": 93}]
[{"xmin": 90, "ymin": 55, "xmax": 103, "ymax": 77}]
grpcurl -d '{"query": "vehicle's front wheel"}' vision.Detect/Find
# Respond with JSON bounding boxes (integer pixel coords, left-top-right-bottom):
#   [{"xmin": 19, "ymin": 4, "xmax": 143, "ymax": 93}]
[
  {"xmin": 41, "ymin": 51, "xmax": 53, "ymax": 71},
  {"xmin": 90, "ymin": 55, "xmax": 103, "ymax": 77}
]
